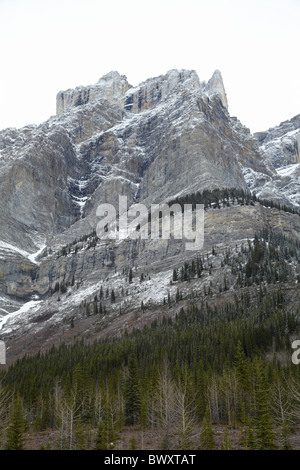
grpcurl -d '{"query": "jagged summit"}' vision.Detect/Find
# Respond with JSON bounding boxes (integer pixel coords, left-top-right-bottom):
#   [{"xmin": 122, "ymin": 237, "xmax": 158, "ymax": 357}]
[
  {"xmin": 97, "ymin": 70, "xmax": 127, "ymax": 83},
  {"xmin": 56, "ymin": 71, "xmax": 131, "ymax": 116},
  {"xmin": 123, "ymin": 69, "xmax": 201, "ymax": 114},
  {"xmin": 201, "ymin": 69, "xmax": 228, "ymax": 110},
  {"xmin": 56, "ymin": 68, "xmax": 229, "ymax": 117},
  {"xmin": 254, "ymin": 114, "xmax": 300, "ymax": 167}
]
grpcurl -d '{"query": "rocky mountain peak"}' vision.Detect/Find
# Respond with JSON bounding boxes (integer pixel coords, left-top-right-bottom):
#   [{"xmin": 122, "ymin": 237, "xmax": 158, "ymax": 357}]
[
  {"xmin": 254, "ymin": 114, "xmax": 300, "ymax": 168},
  {"xmin": 123, "ymin": 69, "xmax": 200, "ymax": 113},
  {"xmin": 56, "ymin": 68, "xmax": 229, "ymax": 118},
  {"xmin": 56, "ymin": 71, "xmax": 131, "ymax": 116},
  {"xmin": 97, "ymin": 70, "xmax": 127, "ymax": 83},
  {"xmin": 201, "ymin": 69, "xmax": 228, "ymax": 110}
]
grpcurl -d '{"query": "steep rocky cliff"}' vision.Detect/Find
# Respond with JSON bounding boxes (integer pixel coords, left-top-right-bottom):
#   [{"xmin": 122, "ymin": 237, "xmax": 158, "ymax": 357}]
[
  {"xmin": 245, "ymin": 114, "xmax": 300, "ymax": 207},
  {"xmin": 0, "ymin": 69, "xmax": 274, "ymax": 247},
  {"xmin": 254, "ymin": 114, "xmax": 300, "ymax": 167}
]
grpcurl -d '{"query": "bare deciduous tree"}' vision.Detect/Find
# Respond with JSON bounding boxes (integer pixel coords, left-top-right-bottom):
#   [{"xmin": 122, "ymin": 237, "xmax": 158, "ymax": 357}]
[
  {"xmin": 54, "ymin": 382, "xmax": 82, "ymax": 450},
  {"xmin": 207, "ymin": 375, "xmax": 221, "ymax": 423},
  {"xmin": 154, "ymin": 357, "xmax": 177, "ymax": 449},
  {"xmin": 220, "ymin": 369, "xmax": 239, "ymax": 425},
  {"xmin": 174, "ymin": 383, "xmax": 196, "ymax": 450}
]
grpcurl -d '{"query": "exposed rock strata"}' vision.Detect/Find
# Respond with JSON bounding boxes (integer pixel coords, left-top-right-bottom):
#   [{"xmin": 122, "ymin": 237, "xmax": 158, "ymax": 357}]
[{"xmin": 0, "ymin": 69, "xmax": 299, "ymax": 360}]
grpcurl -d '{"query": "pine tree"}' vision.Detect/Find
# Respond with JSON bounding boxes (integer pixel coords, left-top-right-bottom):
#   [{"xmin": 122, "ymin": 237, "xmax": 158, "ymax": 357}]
[
  {"xmin": 238, "ymin": 402, "xmax": 250, "ymax": 449},
  {"xmin": 41, "ymin": 397, "xmax": 53, "ymax": 430},
  {"xmin": 160, "ymin": 435, "xmax": 168, "ymax": 450},
  {"xmin": 252, "ymin": 358, "xmax": 277, "ymax": 450},
  {"xmin": 5, "ymin": 394, "xmax": 26, "ymax": 450},
  {"xmin": 235, "ymin": 341, "xmax": 250, "ymax": 398},
  {"xmin": 74, "ymin": 417, "xmax": 86, "ymax": 450},
  {"xmin": 280, "ymin": 419, "xmax": 293, "ymax": 450},
  {"xmin": 124, "ymin": 353, "xmax": 141, "ymax": 426},
  {"xmin": 139, "ymin": 396, "xmax": 148, "ymax": 429},
  {"xmin": 247, "ymin": 421, "xmax": 258, "ymax": 451},
  {"xmin": 129, "ymin": 434, "xmax": 137, "ymax": 450},
  {"xmin": 199, "ymin": 407, "xmax": 215, "ymax": 449},
  {"xmin": 94, "ymin": 420, "xmax": 108, "ymax": 450},
  {"xmin": 196, "ymin": 258, "xmax": 202, "ymax": 278},
  {"xmin": 94, "ymin": 400, "xmax": 118, "ymax": 450},
  {"xmin": 220, "ymin": 426, "xmax": 232, "ymax": 450}
]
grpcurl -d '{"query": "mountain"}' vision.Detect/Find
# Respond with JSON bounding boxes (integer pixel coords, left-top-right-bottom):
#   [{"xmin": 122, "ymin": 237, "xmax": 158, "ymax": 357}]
[
  {"xmin": 0, "ymin": 69, "xmax": 299, "ymax": 364},
  {"xmin": 239, "ymin": 114, "xmax": 300, "ymax": 208},
  {"xmin": 254, "ymin": 114, "xmax": 300, "ymax": 168}
]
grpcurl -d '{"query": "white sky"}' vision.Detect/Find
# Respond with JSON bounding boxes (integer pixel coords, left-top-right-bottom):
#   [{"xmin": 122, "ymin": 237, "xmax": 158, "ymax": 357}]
[{"xmin": 0, "ymin": 0, "xmax": 299, "ymax": 133}]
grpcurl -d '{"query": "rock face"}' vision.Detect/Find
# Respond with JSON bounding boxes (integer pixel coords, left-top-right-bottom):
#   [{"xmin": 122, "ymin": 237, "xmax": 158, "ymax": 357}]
[
  {"xmin": 245, "ymin": 114, "xmax": 300, "ymax": 208},
  {"xmin": 56, "ymin": 71, "xmax": 131, "ymax": 116},
  {"xmin": 254, "ymin": 114, "xmax": 300, "ymax": 167},
  {"xmin": 124, "ymin": 69, "xmax": 201, "ymax": 113},
  {"xmin": 0, "ymin": 248, "xmax": 38, "ymax": 299},
  {"xmin": 3, "ymin": 201, "xmax": 300, "ymax": 364},
  {"xmin": 0, "ymin": 68, "xmax": 299, "ymax": 361},
  {"xmin": 201, "ymin": 69, "xmax": 228, "ymax": 110},
  {"xmin": 1, "ymin": 68, "xmax": 271, "ymax": 253},
  {"xmin": 0, "ymin": 125, "xmax": 81, "ymax": 251}
]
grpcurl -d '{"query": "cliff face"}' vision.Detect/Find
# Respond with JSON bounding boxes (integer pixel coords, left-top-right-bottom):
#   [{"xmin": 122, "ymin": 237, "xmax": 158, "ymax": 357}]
[
  {"xmin": 2, "ymin": 201, "xmax": 300, "ymax": 363},
  {"xmin": 0, "ymin": 68, "xmax": 271, "ymax": 252},
  {"xmin": 56, "ymin": 71, "xmax": 131, "ymax": 116},
  {"xmin": 254, "ymin": 114, "xmax": 300, "ymax": 167},
  {"xmin": 0, "ymin": 68, "xmax": 299, "ymax": 360},
  {"xmin": 201, "ymin": 69, "xmax": 228, "ymax": 110},
  {"xmin": 243, "ymin": 114, "xmax": 300, "ymax": 208}
]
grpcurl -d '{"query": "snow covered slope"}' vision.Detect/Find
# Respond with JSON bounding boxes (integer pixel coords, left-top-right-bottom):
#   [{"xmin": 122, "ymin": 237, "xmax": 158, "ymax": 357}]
[{"xmin": 246, "ymin": 115, "xmax": 300, "ymax": 208}]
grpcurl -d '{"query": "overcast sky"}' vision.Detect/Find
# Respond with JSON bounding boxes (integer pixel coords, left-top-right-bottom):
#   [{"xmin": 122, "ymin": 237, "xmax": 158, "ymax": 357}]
[{"xmin": 0, "ymin": 0, "xmax": 299, "ymax": 133}]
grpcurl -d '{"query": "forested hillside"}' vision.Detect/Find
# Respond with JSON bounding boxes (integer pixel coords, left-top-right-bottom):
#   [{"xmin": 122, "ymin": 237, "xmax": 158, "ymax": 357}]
[{"xmin": 0, "ymin": 228, "xmax": 300, "ymax": 450}]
